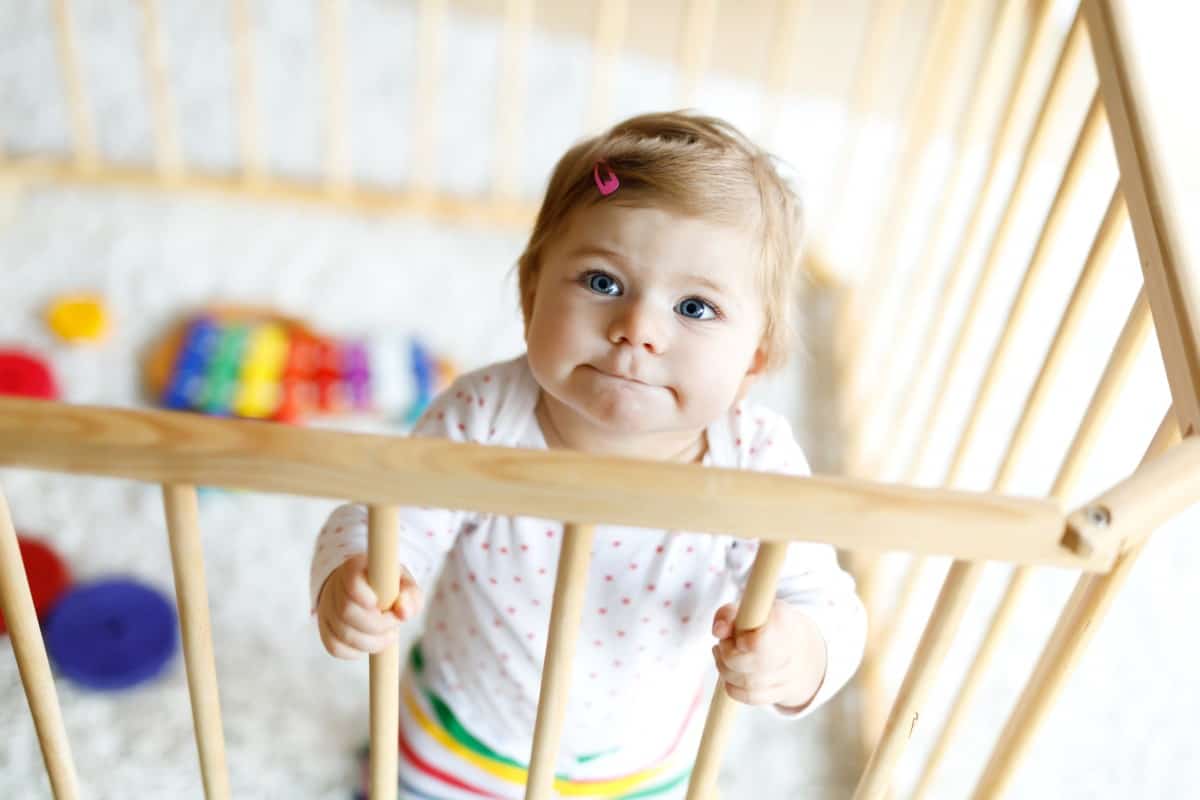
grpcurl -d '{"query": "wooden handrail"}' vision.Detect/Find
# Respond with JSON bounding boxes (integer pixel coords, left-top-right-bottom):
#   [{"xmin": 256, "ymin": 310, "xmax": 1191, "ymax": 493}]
[{"xmin": 0, "ymin": 397, "xmax": 1089, "ymax": 570}]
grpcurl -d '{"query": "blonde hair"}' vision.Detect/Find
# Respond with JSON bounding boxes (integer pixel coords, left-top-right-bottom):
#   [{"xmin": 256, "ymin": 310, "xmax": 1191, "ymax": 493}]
[{"xmin": 516, "ymin": 110, "xmax": 805, "ymax": 371}]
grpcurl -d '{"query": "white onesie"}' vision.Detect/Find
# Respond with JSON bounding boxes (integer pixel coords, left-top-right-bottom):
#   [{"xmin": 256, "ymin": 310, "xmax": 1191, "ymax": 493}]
[{"xmin": 311, "ymin": 354, "xmax": 867, "ymax": 799}]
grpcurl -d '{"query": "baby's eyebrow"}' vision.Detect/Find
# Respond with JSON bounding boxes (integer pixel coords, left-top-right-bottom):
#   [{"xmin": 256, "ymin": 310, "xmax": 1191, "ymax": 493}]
[
  {"xmin": 682, "ymin": 274, "xmax": 729, "ymax": 295},
  {"xmin": 568, "ymin": 244, "xmax": 628, "ymax": 267}
]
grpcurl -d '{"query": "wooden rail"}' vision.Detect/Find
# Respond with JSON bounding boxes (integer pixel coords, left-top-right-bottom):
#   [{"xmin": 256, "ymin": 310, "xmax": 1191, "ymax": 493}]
[{"xmin": 0, "ymin": 397, "xmax": 1091, "ymax": 570}]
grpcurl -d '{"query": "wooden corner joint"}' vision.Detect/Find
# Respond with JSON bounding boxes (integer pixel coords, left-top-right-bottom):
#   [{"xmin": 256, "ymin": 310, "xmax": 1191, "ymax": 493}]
[{"xmin": 1060, "ymin": 503, "xmax": 1117, "ymax": 561}]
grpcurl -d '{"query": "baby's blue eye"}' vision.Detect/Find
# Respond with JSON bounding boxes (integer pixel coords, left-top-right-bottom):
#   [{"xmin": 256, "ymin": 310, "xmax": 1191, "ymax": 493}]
[
  {"xmin": 676, "ymin": 297, "xmax": 717, "ymax": 320},
  {"xmin": 585, "ymin": 272, "xmax": 622, "ymax": 296}
]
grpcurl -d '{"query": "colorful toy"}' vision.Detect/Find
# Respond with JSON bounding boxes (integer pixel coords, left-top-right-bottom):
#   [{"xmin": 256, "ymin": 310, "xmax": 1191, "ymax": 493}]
[
  {"xmin": 0, "ymin": 535, "xmax": 72, "ymax": 636},
  {"xmin": 44, "ymin": 578, "xmax": 178, "ymax": 691},
  {"xmin": 0, "ymin": 349, "xmax": 59, "ymax": 400},
  {"xmin": 45, "ymin": 294, "xmax": 110, "ymax": 343},
  {"xmin": 143, "ymin": 307, "xmax": 455, "ymax": 425}
]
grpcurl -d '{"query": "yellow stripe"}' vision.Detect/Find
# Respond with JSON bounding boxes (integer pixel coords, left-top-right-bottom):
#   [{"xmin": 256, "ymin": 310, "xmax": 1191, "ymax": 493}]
[{"xmin": 402, "ymin": 682, "xmax": 673, "ymax": 796}]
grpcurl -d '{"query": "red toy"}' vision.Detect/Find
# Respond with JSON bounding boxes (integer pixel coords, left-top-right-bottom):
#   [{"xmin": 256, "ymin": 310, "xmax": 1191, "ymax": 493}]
[
  {"xmin": 0, "ymin": 349, "xmax": 60, "ymax": 400},
  {"xmin": 0, "ymin": 536, "xmax": 72, "ymax": 635}
]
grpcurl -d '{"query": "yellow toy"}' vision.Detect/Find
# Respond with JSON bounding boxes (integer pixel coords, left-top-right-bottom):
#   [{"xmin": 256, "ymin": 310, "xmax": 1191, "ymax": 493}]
[{"xmin": 45, "ymin": 295, "xmax": 110, "ymax": 343}]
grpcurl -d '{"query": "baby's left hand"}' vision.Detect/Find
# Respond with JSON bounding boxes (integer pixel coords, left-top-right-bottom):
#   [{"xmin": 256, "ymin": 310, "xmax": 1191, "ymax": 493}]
[{"xmin": 711, "ymin": 599, "xmax": 828, "ymax": 712}]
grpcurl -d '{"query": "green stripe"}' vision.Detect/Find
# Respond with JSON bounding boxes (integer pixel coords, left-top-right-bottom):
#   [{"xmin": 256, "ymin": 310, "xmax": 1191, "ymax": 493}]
[
  {"xmin": 618, "ymin": 768, "xmax": 693, "ymax": 799},
  {"xmin": 410, "ymin": 645, "xmax": 529, "ymax": 770}
]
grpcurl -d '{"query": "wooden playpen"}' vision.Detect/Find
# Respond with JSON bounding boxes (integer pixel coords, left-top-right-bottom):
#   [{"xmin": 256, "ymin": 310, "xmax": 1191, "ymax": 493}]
[{"xmin": 1, "ymin": 0, "xmax": 1197, "ymax": 798}]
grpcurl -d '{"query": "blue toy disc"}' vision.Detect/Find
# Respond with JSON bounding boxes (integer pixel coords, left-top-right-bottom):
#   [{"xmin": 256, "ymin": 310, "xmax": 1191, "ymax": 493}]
[{"xmin": 45, "ymin": 578, "xmax": 178, "ymax": 691}]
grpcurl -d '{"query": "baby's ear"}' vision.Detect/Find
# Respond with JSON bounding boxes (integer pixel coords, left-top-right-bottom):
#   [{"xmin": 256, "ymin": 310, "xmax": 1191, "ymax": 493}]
[{"xmin": 736, "ymin": 346, "xmax": 769, "ymax": 399}]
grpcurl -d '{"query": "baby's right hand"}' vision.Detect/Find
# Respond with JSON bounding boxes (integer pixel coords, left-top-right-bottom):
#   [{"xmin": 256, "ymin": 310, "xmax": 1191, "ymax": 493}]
[{"xmin": 316, "ymin": 553, "xmax": 423, "ymax": 659}]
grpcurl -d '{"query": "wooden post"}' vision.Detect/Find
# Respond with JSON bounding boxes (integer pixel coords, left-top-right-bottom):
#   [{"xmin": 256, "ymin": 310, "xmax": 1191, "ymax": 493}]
[
  {"xmin": 758, "ymin": 0, "xmax": 807, "ymax": 147},
  {"xmin": 964, "ymin": 3, "xmax": 1200, "ymax": 787},
  {"xmin": 367, "ymin": 505, "xmax": 400, "ymax": 800},
  {"xmin": 585, "ymin": 0, "xmax": 627, "ymax": 133},
  {"xmin": 913, "ymin": 287, "xmax": 1151, "ymax": 797},
  {"xmin": 229, "ymin": 0, "xmax": 264, "ymax": 182},
  {"xmin": 849, "ymin": 3, "xmax": 1077, "ymax": 476},
  {"xmin": 51, "ymin": 0, "xmax": 97, "ymax": 171},
  {"xmin": 1086, "ymin": 0, "xmax": 1200, "ymax": 435},
  {"xmin": 854, "ymin": 6, "xmax": 1088, "ymax": 747},
  {"xmin": 972, "ymin": 411, "xmax": 1181, "ymax": 798},
  {"xmin": 493, "ymin": 0, "xmax": 534, "ymax": 200},
  {"xmin": 526, "ymin": 523, "xmax": 595, "ymax": 800},
  {"xmin": 320, "ymin": 0, "xmax": 350, "ymax": 195},
  {"xmin": 870, "ymin": 95, "xmax": 1109, "ymax": 667},
  {"xmin": 902, "ymin": 187, "xmax": 1127, "ymax": 797},
  {"xmin": 139, "ymin": 0, "xmax": 184, "ymax": 178},
  {"xmin": 892, "ymin": 10, "xmax": 1089, "ymax": 487},
  {"xmin": 412, "ymin": 0, "xmax": 447, "ymax": 195},
  {"xmin": 841, "ymin": 0, "xmax": 987, "ymax": 409},
  {"xmin": 675, "ymin": 0, "xmax": 719, "ymax": 108},
  {"xmin": 0, "ymin": 488, "xmax": 80, "ymax": 799},
  {"xmin": 685, "ymin": 542, "xmax": 790, "ymax": 799},
  {"xmin": 162, "ymin": 484, "xmax": 231, "ymax": 800},
  {"xmin": 821, "ymin": 0, "xmax": 909, "ymax": 240},
  {"xmin": 853, "ymin": 289, "xmax": 1153, "ymax": 799}
]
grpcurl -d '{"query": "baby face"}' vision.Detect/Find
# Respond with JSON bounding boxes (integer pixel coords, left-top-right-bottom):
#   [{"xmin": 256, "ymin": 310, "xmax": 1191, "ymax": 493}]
[{"xmin": 525, "ymin": 203, "xmax": 766, "ymax": 449}]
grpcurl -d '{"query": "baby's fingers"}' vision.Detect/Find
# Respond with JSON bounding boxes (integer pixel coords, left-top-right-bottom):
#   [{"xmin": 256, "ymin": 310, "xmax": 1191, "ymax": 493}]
[
  {"xmin": 391, "ymin": 568, "xmax": 424, "ymax": 620},
  {"xmin": 711, "ymin": 603, "xmax": 738, "ymax": 639},
  {"xmin": 340, "ymin": 555, "xmax": 382, "ymax": 610},
  {"xmin": 340, "ymin": 600, "xmax": 404, "ymax": 636},
  {"xmin": 320, "ymin": 614, "xmax": 400, "ymax": 659}
]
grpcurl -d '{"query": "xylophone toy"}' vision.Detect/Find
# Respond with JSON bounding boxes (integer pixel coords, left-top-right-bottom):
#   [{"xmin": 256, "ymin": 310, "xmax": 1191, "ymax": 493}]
[{"xmin": 143, "ymin": 307, "xmax": 454, "ymax": 425}]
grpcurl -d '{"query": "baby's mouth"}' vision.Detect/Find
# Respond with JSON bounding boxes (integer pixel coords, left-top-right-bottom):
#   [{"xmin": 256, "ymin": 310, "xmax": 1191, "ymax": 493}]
[{"xmin": 588, "ymin": 364, "xmax": 653, "ymax": 387}]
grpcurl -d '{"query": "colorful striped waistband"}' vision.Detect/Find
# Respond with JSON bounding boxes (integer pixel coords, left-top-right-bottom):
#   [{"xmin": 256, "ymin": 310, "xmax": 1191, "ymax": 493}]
[{"xmin": 396, "ymin": 643, "xmax": 699, "ymax": 799}]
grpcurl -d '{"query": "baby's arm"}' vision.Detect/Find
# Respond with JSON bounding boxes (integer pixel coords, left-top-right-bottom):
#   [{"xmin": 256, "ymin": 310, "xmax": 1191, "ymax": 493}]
[
  {"xmin": 717, "ymin": 412, "xmax": 868, "ymax": 718},
  {"xmin": 309, "ymin": 367, "xmax": 503, "ymax": 658},
  {"xmin": 716, "ymin": 540, "xmax": 866, "ymax": 717}
]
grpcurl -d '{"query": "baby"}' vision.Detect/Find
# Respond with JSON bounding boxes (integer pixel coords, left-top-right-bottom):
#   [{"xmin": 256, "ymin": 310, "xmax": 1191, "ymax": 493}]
[{"xmin": 311, "ymin": 111, "xmax": 867, "ymax": 799}]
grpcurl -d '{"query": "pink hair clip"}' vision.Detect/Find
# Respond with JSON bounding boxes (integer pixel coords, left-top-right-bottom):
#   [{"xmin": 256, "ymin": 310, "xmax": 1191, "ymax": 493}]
[{"xmin": 593, "ymin": 160, "xmax": 619, "ymax": 196}]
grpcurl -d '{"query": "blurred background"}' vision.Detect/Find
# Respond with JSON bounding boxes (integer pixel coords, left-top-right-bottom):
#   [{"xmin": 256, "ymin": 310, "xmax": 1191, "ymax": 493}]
[{"xmin": 1, "ymin": 1, "xmax": 1198, "ymax": 798}]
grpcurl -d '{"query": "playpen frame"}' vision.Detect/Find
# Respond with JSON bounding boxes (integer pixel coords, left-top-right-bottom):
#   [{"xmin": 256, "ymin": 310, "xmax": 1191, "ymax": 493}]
[{"xmin": 1, "ymin": 1, "xmax": 1197, "ymax": 798}]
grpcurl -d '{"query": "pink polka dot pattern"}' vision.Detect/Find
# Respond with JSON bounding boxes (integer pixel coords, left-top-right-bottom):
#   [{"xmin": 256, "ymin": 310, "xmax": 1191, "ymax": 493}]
[{"xmin": 306, "ymin": 357, "xmax": 861, "ymax": 756}]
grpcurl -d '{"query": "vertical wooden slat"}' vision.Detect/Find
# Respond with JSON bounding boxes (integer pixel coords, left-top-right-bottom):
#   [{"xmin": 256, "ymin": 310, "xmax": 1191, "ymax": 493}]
[
  {"xmin": 320, "ymin": 0, "xmax": 350, "ymax": 194},
  {"xmin": 853, "ymin": 290, "xmax": 1154, "ymax": 800},
  {"xmin": 841, "ymin": 0, "xmax": 985, "ymax": 405},
  {"xmin": 493, "ymin": 0, "xmax": 534, "ymax": 200},
  {"xmin": 367, "ymin": 505, "xmax": 400, "ymax": 800},
  {"xmin": 890, "ymin": 10, "xmax": 1090, "ymax": 485},
  {"xmin": 51, "ymin": 0, "xmax": 97, "ymax": 170},
  {"xmin": 0, "ymin": 488, "xmax": 80, "ymax": 800},
  {"xmin": 162, "ymin": 484, "xmax": 231, "ymax": 800},
  {"xmin": 1086, "ymin": 0, "xmax": 1200, "ymax": 434},
  {"xmin": 139, "ymin": 0, "xmax": 184, "ymax": 178},
  {"xmin": 585, "ymin": 0, "xmax": 628, "ymax": 133},
  {"xmin": 412, "ymin": 0, "xmax": 447, "ymax": 194},
  {"xmin": 872, "ymin": 95, "xmax": 1109, "ymax": 667},
  {"xmin": 846, "ymin": 0, "xmax": 1028, "ymax": 749},
  {"xmin": 855, "ymin": 8, "xmax": 1087, "ymax": 744},
  {"xmin": 916, "ymin": 272, "xmax": 1152, "ymax": 796},
  {"xmin": 889, "ymin": 192, "xmax": 1128, "ymax": 795},
  {"xmin": 945, "ymin": 93, "xmax": 1106, "ymax": 487},
  {"xmin": 527, "ymin": 523, "xmax": 595, "ymax": 800},
  {"xmin": 675, "ymin": 0, "xmax": 719, "ymax": 108},
  {"xmin": 847, "ymin": 0, "xmax": 1065, "ymax": 475},
  {"xmin": 758, "ymin": 0, "xmax": 806, "ymax": 146},
  {"xmin": 822, "ymin": 0, "xmax": 909, "ymax": 238},
  {"xmin": 972, "ymin": 409, "xmax": 1181, "ymax": 798},
  {"xmin": 230, "ymin": 0, "xmax": 264, "ymax": 182},
  {"xmin": 685, "ymin": 541, "xmax": 790, "ymax": 800}
]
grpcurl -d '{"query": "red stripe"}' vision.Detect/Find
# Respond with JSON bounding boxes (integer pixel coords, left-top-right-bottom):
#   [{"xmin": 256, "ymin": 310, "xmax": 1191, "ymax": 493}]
[{"xmin": 398, "ymin": 724, "xmax": 502, "ymax": 798}]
